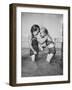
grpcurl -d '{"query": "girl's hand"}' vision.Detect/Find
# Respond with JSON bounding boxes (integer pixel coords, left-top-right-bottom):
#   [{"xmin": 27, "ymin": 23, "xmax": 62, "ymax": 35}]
[
  {"xmin": 39, "ymin": 44, "xmax": 43, "ymax": 51},
  {"xmin": 34, "ymin": 51, "xmax": 37, "ymax": 54},
  {"xmin": 39, "ymin": 46, "xmax": 43, "ymax": 51}
]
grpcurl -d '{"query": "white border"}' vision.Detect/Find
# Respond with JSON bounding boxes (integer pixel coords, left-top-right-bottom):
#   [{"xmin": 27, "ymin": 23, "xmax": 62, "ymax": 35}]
[{"xmin": 16, "ymin": 7, "xmax": 68, "ymax": 83}]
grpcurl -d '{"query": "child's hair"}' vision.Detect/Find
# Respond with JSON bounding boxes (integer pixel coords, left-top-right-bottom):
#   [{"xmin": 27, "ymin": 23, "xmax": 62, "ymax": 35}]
[
  {"xmin": 31, "ymin": 24, "xmax": 40, "ymax": 35},
  {"xmin": 41, "ymin": 27, "xmax": 48, "ymax": 35}
]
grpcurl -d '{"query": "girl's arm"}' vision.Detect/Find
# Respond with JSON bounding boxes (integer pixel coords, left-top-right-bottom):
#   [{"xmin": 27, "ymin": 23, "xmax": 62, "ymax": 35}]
[{"xmin": 37, "ymin": 35, "xmax": 48, "ymax": 44}]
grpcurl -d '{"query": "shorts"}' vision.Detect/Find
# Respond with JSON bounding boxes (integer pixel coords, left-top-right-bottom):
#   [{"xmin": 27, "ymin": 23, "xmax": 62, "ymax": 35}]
[
  {"xmin": 48, "ymin": 47, "xmax": 56, "ymax": 54},
  {"xmin": 46, "ymin": 41, "xmax": 56, "ymax": 54}
]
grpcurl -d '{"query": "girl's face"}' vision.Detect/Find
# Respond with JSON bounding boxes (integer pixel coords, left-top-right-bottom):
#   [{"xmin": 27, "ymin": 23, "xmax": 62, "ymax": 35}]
[
  {"xmin": 40, "ymin": 29, "xmax": 45, "ymax": 37},
  {"xmin": 33, "ymin": 29, "xmax": 39, "ymax": 36}
]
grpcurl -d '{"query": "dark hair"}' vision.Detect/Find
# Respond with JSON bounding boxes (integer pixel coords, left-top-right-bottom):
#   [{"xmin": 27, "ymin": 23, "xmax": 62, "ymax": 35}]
[{"xmin": 31, "ymin": 24, "xmax": 40, "ymax": 34}]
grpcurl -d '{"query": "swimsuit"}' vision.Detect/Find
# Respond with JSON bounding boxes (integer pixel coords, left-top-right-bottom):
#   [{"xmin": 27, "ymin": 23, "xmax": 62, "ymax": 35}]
[{"xmin": 30, "ymin": 37, "xmax": 39, "ymax": 56}]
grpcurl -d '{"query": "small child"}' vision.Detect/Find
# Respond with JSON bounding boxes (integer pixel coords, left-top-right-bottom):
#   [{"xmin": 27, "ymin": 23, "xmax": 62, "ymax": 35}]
[
  {"xmin": 29, "ymin": 24, "xmax": 40, "ymax": 62},
  {"xmin": 39, "ymin": 27, "xmax": 56, "ymax": 62}
]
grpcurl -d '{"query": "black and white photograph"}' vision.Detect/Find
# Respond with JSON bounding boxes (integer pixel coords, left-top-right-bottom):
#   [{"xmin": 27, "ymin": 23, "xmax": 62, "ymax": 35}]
[
  {"xmin": 21, "ymin": 13, "xmax": 63, "ymax": 77},
  {"xmin": 9, "ymin": 4, "xmax": 70, "ymax": 86}
]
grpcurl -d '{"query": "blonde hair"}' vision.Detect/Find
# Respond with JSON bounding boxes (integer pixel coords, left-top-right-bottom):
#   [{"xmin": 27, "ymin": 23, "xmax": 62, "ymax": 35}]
[{"xmin": 41, "ymin": 27, "xmax": 48, "ymax": 35}]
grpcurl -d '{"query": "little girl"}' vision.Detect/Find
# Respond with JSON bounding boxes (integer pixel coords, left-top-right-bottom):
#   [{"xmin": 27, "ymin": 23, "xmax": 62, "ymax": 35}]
[
  {"xmin": 39, "ymin": 27, "xmax": 56, "ymax": 63},
  {"xmin": 29, "ymin": 24, "xmax": 40, "ymax": 62}
]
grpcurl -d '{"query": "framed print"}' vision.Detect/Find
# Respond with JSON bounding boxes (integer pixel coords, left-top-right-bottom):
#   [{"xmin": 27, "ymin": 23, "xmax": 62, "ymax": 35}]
[{"xmin": 9, "ymin": 3, "xmax": 70, "ymax": 86}]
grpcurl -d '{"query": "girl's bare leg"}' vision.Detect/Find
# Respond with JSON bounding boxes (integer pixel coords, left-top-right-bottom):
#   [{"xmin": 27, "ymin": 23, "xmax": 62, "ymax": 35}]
[
  {"xmin": 31, "ymin": 55, "xmax": 35, "ymax": 62},
  {"xmin": 46, "ymin": 53, "xmax": 54, "ymax": 63}
]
